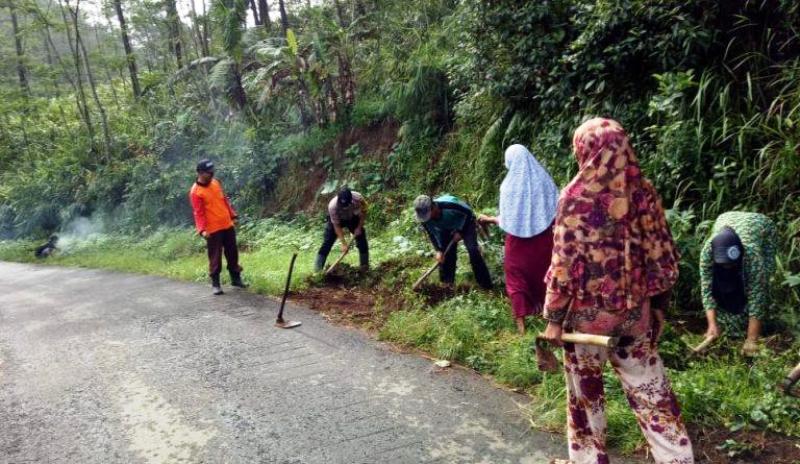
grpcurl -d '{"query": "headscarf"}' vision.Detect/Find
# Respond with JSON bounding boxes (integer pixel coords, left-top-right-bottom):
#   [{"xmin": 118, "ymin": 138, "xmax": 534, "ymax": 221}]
[
  {"xmin": 545, "ymin": 118, "xmax": 679, "ymax": 312},
  {"xmin": 711, "ymin": 227, "xmax": 747, "ymax": 314},
  {"xmin": 499, "ymin": 144, "xmax": 559, "ymax": 238}
]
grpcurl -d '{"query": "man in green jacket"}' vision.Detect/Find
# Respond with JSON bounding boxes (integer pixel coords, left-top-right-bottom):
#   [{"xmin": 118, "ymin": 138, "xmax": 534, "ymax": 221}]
[{"xmin": 414, "ymin": 194, "xmax": 492, "ymax": 289}]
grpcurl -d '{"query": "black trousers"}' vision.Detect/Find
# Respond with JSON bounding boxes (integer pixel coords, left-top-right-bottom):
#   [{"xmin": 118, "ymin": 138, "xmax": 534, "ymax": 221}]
[
  {"xmin": 317, "ymin": 216, "xmax": 369, "ymax": 266},
  {"xmin": 206, "ymin": 227, "xmax": 242, "ymax": 279},
  {"xmin": 437, "ymin": 220, "xmax": 492, "ymax": 289}
]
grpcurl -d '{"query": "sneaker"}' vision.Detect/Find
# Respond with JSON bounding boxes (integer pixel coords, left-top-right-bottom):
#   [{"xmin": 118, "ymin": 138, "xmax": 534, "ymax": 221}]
[{"xmin": 212, "ymin": 286, "xmax": 224, "ymax": 295}]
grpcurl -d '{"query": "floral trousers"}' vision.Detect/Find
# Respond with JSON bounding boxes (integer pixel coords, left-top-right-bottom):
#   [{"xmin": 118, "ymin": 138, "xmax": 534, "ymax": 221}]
[{"xmin": 563, "ymin": 332, "xmax": 694, "ymax": 464}]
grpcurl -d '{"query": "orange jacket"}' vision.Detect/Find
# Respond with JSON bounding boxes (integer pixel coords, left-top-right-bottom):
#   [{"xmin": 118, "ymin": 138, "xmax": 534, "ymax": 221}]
[{"xmin": 189, "ymin": 178, "xmax": 236, "ymax": 234}]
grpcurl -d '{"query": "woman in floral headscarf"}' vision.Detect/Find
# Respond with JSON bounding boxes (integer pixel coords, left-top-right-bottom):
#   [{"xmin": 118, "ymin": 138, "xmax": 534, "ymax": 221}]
[
  {"xmin": 479, "ymin": 144, "xmax": 559, "ymax": 334},
  {"xmin": 541, "ymin": 118, "xmax": 694, "ymax": 464}
]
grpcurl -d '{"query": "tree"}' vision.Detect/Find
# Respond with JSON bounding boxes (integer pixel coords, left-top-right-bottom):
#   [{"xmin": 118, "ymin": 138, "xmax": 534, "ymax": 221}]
[
  {"xmin": 112, "ymin": 0, "xmax": 141, "ymax": 97},
  {"xmin": 64, "ymin": 0, "xmax": 112, "ymax": 153},
  {"xmin": 277, "ymin": 0, "xmax": 287, "ymax": 36},
  {"xmin": 209, "ymin": 0, "xmax": 248, "ymax": 108},
  {"xmin": 165, "ymin": 0, "xmax": 183, "ymax": 68},
  {"xmin": 257, "ymin": 0, "xmax": 270, "ymax": 30},
  {"xmin": 7, "ymin": 0, "xmax": 31, "ymax": 95}
]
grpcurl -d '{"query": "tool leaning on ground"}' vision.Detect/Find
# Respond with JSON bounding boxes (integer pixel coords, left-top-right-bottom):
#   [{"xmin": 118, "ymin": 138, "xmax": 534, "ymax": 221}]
[
  {"xmin": 534, "ymin": 333, "xmax": 619, "ymax": 373},
  {"xmin": 275, "ymin": 253, "xmax": 302, "ymax": 329},
  {"xmin": 412, "ymin": 236, "xmax": 459, "ymax": 291},
  {"xmin": 324, "ymin": 237, "xmax": 355, "ymax": 276}
]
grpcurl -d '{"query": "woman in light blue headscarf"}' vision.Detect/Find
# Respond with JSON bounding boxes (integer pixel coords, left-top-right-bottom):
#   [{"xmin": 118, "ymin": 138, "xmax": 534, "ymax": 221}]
[{"xmin": 479, "ymin": 144, "xmax": 558, "ymax": 334}]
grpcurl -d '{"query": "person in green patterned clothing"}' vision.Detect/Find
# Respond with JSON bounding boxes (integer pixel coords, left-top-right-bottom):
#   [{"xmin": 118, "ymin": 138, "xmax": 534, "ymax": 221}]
[{"xmin": 696, "ymin": 211, "xmax": 777, "ymax": 356}]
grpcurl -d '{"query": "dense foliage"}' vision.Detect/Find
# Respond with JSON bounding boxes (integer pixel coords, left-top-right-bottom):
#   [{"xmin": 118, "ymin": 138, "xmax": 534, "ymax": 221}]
[{"xmin": 2, "ymin": 0, "xmax": 800, "ymax": 453}]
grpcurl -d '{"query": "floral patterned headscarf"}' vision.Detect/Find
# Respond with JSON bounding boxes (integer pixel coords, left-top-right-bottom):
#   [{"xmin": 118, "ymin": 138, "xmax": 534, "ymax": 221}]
[{"xmin": 545, "ymin": 118, "xmax": 679, "ymax": 312}]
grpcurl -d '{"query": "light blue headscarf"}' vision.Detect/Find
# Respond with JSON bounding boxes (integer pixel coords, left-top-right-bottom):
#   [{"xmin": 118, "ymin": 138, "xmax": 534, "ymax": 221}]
[{"xmin": 498, "ymin": 144, "xmax": 558, "ymax": 238}]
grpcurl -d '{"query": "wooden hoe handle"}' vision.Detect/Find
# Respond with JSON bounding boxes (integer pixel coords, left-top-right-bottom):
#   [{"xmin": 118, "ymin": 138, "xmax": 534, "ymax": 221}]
[
  {"xmin": 412, "ymin": 236, "xmax": 458, "ymax": 291},
  {"xmin": 325, "ymin": 238, "xmax": 354, "ymax": 276}
]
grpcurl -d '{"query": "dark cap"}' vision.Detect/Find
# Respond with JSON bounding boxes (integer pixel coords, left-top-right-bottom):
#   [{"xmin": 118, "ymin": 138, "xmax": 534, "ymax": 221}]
[
  {"xmin": 337, "ymin": 187, "xmax": 353, "ymax": 207},
  {"xmin": 711, "ymin": 227, "xmax": 743, "ymax": 264},
  {"xmin": 196, "ymin": 159, "xmax": 215, "ymax": 172}
]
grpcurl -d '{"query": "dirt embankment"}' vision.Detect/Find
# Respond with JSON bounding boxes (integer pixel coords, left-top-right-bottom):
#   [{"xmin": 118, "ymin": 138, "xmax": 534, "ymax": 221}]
[{"xmin": 270, "ymin": 119, "xmax": 400, "ymax": 215}]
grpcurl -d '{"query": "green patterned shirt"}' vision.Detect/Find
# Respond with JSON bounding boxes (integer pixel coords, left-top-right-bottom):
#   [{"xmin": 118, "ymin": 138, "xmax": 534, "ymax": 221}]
[{"xmin": 699, "ymin": 211, "xmax": 777, "ymax": 336}]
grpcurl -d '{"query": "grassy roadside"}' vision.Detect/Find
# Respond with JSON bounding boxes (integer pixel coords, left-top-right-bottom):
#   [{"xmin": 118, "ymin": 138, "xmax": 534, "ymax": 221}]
[{"xmin": 2, "ymin": 219, "xmax": 799, "ymax": 460}]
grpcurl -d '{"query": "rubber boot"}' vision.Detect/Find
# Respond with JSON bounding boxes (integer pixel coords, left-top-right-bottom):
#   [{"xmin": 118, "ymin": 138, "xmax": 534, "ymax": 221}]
[
  {"xmin": 359, "ymin": 252, "xmax": 369, "ymax": 273},
  {"xmin": 211, "ymin": 274, "xmax": 224, "ymax": 295},
  {"xmin": 230, "ymin": 271, "xmax": 248, "ymax": 288},
  {"xmin": 314, "ymin": 254, "xmax": 327, "ymax": 272}
]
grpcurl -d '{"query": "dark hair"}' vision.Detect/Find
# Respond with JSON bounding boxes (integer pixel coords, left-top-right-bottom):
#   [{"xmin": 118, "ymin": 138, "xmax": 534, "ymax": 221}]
[
  {"xmin": 337, "ymin": 187, "xmax": 353, "ymax": 206},
  {"xmin": 196, "ymin": 159, "xmax": 215, "ymax": 172}
]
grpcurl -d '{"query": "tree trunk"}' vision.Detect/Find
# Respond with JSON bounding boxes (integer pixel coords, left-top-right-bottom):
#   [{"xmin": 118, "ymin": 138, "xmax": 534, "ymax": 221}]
[
  {"xmin": 94, "ymin": 26, "xmax": 121, "ymax": 109},
  {"xmin": 257, "ymin": 0, "xmax": 270, "ymax": 31},
  {"xmin": 188, "ymin": 0, "xmax": 207, "ymax": 57},
  {"xmin": 332, "ymin": 0, "xmax": 346, "ymax": 26},
  {"xmin": 249, "ymin": 0, "xmax": 260, "ymax": 25},
  {"xmin": 165, "ymin": 0, "xmax": 183, "ymax": 68},
  {"xmin": 9, "ymin": 0, "xmax": 31, "ymax": 96},
  {"xmin": 42, "ymin": 33, "xmax": 61, "ymax": 98},
  {"xmin": 332, "ymin": 0, "xmax": 355, "ymax": 108},
  {"xmin": 68, "ymin": 0, "xmax": 112, "ymax": 154},
  {"xmin": 200, "ymin": 0, "xmax": 211, "ymax": 56},
  {"xmin": 113, "ymin": 0, "xmax": 141, "ymax": 97},
  {"xmin": 232, "ymin": 67, "xmax": 247, "ymax": 108},
  {"xmin": 278, "ymin": 0, "xmax": 288, "ymax": 36},
  {"xmin": 41, "ymin": 20, "xmax": 83, "ymax": 120},
  {"xmin": 59, "ymin": 0, "xmax": 94, "ymax": 139}
]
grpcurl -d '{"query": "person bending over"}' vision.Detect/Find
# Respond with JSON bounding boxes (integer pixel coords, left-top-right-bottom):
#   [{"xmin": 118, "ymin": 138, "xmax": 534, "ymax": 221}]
[
  {"xmin": 315, "ymin": 187, "xmax": 369, "ymax": 272},
  {"xmin": 414, "ymin": 194, "xmax": 492, "ymax": 290},
  {"xmin": 697, "ymin": 211, "xmax": 777, "ymax": 356}
]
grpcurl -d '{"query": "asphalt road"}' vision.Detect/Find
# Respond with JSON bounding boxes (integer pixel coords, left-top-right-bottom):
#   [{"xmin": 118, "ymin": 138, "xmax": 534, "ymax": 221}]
[{"xmin": 0, "ymin": 262, "xmax": 641, "ymax": 464}]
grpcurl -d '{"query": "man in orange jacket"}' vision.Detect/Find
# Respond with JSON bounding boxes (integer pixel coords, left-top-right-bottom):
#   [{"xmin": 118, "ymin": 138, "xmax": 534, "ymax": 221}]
[{"xmin": 189, "ymin": 159, "xmax": 246, "ymax": 295}]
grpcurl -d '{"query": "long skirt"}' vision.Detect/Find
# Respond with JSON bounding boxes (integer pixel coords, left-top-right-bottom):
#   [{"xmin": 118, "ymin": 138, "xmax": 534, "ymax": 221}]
[
  {"xmin": 564, "ymin": 331, "xmax": 694, "ymax": 464},
  {"xmin": 504, "ymin": 227, "xmax": 553, "ymax": 318}
]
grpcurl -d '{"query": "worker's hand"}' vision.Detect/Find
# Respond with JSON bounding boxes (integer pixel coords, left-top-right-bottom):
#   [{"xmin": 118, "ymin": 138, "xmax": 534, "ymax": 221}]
[
  {"xmin": 435, "ymin": 251, "xmax": 444, "ymax": 264},
  {"xmin": 200, "ymin": 231, "xmax": 209, "ymax": 239},
  {"xmin": 541, "ymin": 322, "xmax": 564, "ymax": 347},
  {"xmin": 703, "ymin": 323, "xmax": 720, "ymax": 341},
  {"xmin": 340, "ymin": 241, "xmax": 350, "ymax": 253},
  {"xmin": 452, "ymin": 232, "xmax": 462, "ymax": 243},
  {"xmin": 477, "ymin": 214, "xmax": 495, "ymax": 226},
  {"xmin": 354, "ymin": 226, "xmax": 363, "ymax": 237}
]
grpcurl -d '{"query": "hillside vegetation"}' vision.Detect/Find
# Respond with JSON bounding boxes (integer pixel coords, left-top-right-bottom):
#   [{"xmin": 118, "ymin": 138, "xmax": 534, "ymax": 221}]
[{"xmin": 2, "ymin": 0, "xmax": 800, "ymax": 459}]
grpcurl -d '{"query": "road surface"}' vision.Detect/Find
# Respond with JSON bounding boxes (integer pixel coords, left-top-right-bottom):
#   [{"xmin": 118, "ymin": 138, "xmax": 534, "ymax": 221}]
[{"xmin": 0, "ymin": 262, "xmax": 641, "ymax": 464}]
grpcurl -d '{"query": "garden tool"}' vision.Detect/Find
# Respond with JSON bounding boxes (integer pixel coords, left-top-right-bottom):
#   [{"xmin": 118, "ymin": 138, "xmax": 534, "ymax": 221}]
[
  {"xmin": 781, "ymin": 361, "xmax": 800, "ymax": 397},
  {"xmin": 534, "ymin": 333, "xmax": 619, "ymax": 373},
  {"xmin": 412, "ymin": 236, "xmax": 458, "ymax": 291},
  {"xmin": 690, "ymin": 335, "xmax": 718, "ymax": 354},
  {"xmin": 325, "ymin": 237, "xmax": 355, "ymax": 276},
  {"xmin": 275, "ymin": 253, "xmax": 301, "ymax": 329}
]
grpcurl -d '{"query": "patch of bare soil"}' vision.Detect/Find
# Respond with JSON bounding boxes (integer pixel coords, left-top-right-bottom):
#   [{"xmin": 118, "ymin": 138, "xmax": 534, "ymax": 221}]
[
  {"xmin": 413, "ymin": 282, "xmax": 474, "ymax": 306},
  {"xmin": 332, "ymin": 119, "xmax": 400, "ymax": 160},
  {"xmin": 291, "ymin": 286, "xmax": 377, "ymax": 326},
  {"xmin": 690, "ymin": 426, "xmax": 800, "ymax": 463},
  {"xmin": 291, "ymin": 259, "xmax": 412, "ymax": 328}
]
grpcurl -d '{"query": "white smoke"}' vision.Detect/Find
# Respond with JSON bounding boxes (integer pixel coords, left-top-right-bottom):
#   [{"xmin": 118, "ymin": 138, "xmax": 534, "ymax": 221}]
[{"xmin": 56, "ymin": 216, "xmax": 106, "ymax": 253}]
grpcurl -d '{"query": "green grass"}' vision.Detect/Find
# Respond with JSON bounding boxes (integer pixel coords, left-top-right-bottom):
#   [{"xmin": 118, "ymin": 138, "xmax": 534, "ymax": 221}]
[{"xmin": 2, "ymin": 219, "xmax": 799, "ymax": 455}]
